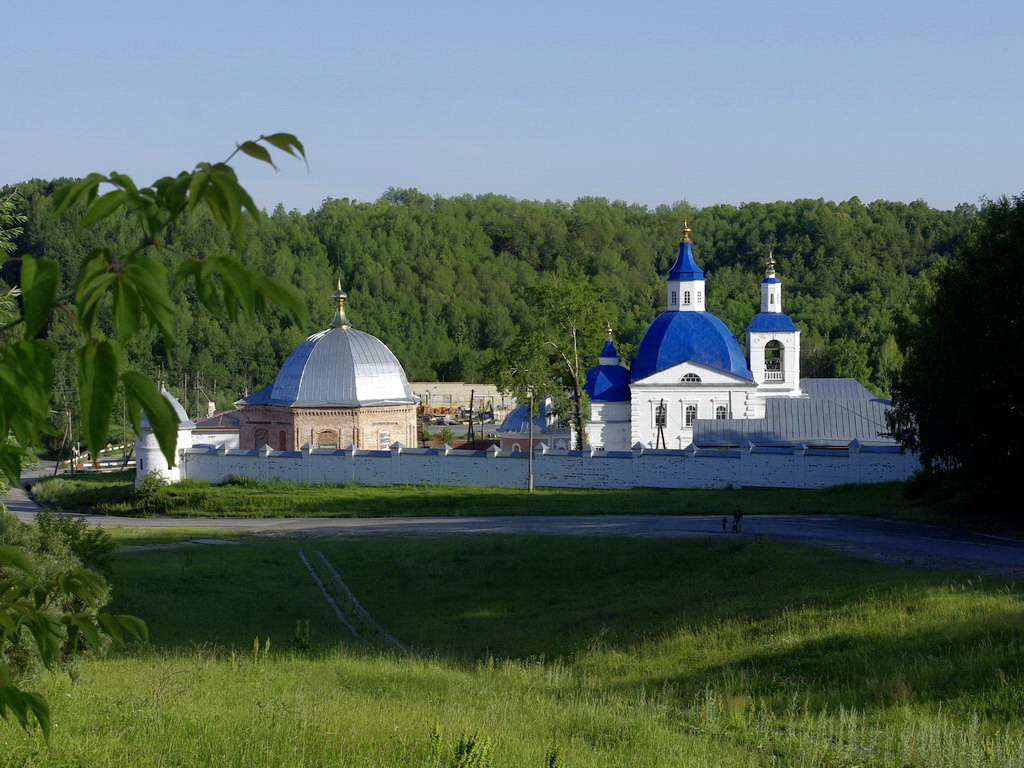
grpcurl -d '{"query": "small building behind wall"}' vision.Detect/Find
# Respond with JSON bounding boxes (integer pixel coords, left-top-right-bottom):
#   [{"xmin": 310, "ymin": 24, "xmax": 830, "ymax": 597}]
[{"xmin": 235, "ymin": 283, "xmax": 419, "ymax": 451}]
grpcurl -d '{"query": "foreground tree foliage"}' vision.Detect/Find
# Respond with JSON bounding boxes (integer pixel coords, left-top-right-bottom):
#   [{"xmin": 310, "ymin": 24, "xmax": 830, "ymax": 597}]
[
  {"xmin": 887, "ymin": 194, "xmax": 1024, "ymax": 497},
  {"xmin": 0, "ymin": 135, "xmax": 307, "ymax": 735}
]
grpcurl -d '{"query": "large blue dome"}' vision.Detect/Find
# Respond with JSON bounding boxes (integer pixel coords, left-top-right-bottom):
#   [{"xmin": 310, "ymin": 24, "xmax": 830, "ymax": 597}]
[
  {"xmin": 584, "ymin": 364, "xmax": 631, "ymax": 402},
  {"xmin": 632, "ymin": 311, "xmax": 753, "ymax": 381}
]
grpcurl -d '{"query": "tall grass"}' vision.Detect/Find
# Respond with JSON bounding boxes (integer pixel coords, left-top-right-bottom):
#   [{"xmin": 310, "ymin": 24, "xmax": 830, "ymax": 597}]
[{"xmin": 0, "ymin": 536, "xmax": 1018, "ymax": 766}]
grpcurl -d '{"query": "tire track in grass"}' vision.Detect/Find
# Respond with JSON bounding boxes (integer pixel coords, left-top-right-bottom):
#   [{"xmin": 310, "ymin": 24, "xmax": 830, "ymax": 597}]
[{"xmin": 298, "ymin": 549, "xmax": 407, "ymax": 649}]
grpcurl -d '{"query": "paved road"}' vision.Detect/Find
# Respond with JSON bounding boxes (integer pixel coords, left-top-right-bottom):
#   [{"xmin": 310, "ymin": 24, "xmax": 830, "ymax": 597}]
[{"xmin": 4, "ymin": 468, "xmax": 1022, "ymax": 577}]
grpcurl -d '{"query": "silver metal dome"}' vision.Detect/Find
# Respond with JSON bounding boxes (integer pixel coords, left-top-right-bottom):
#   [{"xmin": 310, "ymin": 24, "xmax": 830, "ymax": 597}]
[{"xmin": 253, "ymin": 326, "xmax": 418, "ymax": 408}]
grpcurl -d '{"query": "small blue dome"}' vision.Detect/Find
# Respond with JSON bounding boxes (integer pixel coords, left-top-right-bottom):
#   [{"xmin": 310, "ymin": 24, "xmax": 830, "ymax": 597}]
[
  {"xmin": 632, "ymin": 311, "xmax": 753, "ymax": 381},
  {"xmin": 745, "ymin": 313, "xmax": 798, "ymax": 332},
  {"xmin": 761, "ymin": 276, "xmax": 781, "ymax": 284},
  {"xmin": 584, "ymin": 364, "xmax": 631, "ymax": 402},
  {"xmin": 599, "ymin": 339, "xmax": 618, "ymax": 358},
  {"xmin": 667, "ymin": 241, "xmax": 705, "ymax": 281},
  {"xmin": 498, "ymin": 399, "xmax": 560, "ymax": 434}
]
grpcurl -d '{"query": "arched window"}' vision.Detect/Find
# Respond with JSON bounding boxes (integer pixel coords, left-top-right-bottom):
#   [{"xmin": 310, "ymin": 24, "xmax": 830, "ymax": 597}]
[
  {"xmin": 770, "ymin": 294, "xmax": 775, "ymax": 305},
  {"xmin": 378, "ymin": 430, "xmax": 392, "ymax": 450},
  {"xmin": 671, "ymin": 290, "xmax": 677, "ymax": 305},
  {"xmin": 512, "ymin": 443, "xmax": 522, "ymax": 453},
  {"xmin": 715, "ymin": 405, "xmax": 728, "ymax": 420},
  {"xmin": 254, "ymin": 428, "xmax": 269, "ymax": 448},
  {"xmin": 765, "ymin": 340, "xmax": 783, "ymax": 380},
  {"xmin": 697, "ymin": 290, "xmax": 702, "ymax": 305},
  {"xmin": 683, "ymin": 290, "xmax": 691, "ymax": 305},
  {"xmin": 278, "ymin": 431, "xmax": 288, "ymax": 450},
  {"xmin": 681, "ymin": 373, "xmax": 702, "ymax": 383},
  {"xmin": 684, "ymin": 404, "xmax": 697, "ymax": 427},
  {"xmin": 655, "ymin": 402, "xmax": 667, "ymax": 428}
]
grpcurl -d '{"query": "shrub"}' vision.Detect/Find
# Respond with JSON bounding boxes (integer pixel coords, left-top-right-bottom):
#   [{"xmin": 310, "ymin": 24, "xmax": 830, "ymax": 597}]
[
  {"xmin": 35, "ymin": 511, "xmax": 115, "ymax": 571},
  {"xmin": 133, "ymin": 473, "xmax": 171, "ymax": 515}
]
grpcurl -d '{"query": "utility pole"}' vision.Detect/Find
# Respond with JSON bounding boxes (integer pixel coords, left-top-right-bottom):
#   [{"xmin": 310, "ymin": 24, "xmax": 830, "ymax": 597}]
[{"xmin": 527, "ymin": 391, "xmax": 534, "ymax": 493}]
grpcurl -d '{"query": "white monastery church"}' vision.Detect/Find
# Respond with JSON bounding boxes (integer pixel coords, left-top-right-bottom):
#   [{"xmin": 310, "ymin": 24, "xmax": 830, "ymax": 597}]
[{"xmin": 582, "ymin": 223, "xmax": 893, "ymax": 452}]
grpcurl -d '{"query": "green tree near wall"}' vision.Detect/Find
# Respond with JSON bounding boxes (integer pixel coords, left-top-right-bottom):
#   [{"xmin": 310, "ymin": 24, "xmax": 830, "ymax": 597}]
[
  {"xmin": 887, "ymin": 194, "xmax": 1024, "ymax": 496},
  {"xmin": 489, "ymin": 269, "xmax": 604, "ymax": 450},
  {"xmin": 0, "ymin": 135, "xmax": 307, "ymax": 735}
]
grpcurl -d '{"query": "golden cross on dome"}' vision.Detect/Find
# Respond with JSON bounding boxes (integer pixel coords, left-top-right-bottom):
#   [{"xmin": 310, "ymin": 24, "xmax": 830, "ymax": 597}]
[{"xmin": 681, "ymin": 220, "xmax": 692, "ymax": 243}]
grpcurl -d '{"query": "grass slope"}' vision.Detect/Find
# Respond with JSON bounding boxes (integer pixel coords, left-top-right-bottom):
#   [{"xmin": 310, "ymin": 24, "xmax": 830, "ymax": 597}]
[{"xmin": 0, "ymin": 535, "xmax": 1019, "ymax": 766}]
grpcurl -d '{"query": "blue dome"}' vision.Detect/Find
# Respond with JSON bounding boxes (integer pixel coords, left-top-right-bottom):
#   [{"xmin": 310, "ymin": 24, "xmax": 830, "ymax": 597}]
[
  {"xmin": 599, "ymin": 339, "xmax": 618, "ymax": 358},
  {"xmin": 667, "ymin": 241, "xmax": 705, "ymax": 281},
  {"xmin": 745, "ymin": 313, "xmax": 798, "ymax": 332},
  {"xmin": 632, "ymin": 311, "xmax": 753, "ymax": 381},
  {"xmin": 498, "ymin": 399, "xmax": 561, "ymax": 434},
  {"xmin": 761, "ymin": 276, "xmax": 781, "ymax": 284},
  {"xmin": 584, "ymin": 364, "xmax": 631, "ymax": 402}
]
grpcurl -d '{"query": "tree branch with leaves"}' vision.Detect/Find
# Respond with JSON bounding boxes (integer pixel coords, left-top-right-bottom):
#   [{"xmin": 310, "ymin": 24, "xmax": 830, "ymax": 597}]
[{"xmin": 0, "ymin": 133, "xmax": 308, "ymax": 736}]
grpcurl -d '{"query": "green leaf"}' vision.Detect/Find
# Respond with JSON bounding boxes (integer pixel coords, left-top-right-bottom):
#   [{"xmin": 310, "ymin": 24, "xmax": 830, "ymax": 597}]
[
  {"xmin": 112, "ymin": 278, "xmax": 142, "ymax": 341},
  {"xmin": 123, "ymin": 257, "xmax": 176, "ymax": 349},
  {"xmin": 122, "ymin": 371, "xmax": 179, "ymax": 469},
  {"xmin": 106, "ymin": 171, "xmax": 139, "ymax": 195},
  {"xmin": 76, "ymin": 341, "xmax": 120, "ymax": 461},
  {"xmin": 74, "ymin": 249, "xmax": 116, "ymax": 337},
  {"xmin": 0, "ymin": 445, "xmax": 21, "ymax": 488},
  {"xmin": 0, "ymin": 546, "xmax": 36, "ymax": 579},
  {"xmin": 18, "ymin": 256, "xmax": 60, "ymax": 340},
  {"xmin": 238, "ymin": 141, "xmax": 275, "ymax": 168},
  {"xmin": 77, "ymin": 189, "xmax": 128, "ymax": 231},
  {"xmin": 261, "ymin": 133, "xmax": 308, "ymax": 168},
  {"xmin": 51, "ymin": 174, "xmax": 105, "ymax": 216}
]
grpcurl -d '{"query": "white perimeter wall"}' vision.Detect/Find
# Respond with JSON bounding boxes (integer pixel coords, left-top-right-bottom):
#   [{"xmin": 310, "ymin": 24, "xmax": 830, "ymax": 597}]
[{"xmin": 181, "ymin": 442, "xmax": 918, "ymax": 490}]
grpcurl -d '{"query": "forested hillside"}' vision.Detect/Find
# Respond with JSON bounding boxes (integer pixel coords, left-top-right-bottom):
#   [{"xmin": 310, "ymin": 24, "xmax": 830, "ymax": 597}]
[{"xmin": 1, "ymin": 180, "xmax": 973, "ymax": 440}]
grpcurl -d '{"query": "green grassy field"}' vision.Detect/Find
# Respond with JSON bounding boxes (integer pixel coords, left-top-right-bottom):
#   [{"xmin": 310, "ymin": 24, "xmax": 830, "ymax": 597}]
[
  {"xmin": 32, "ymin": 470, "xmax": 1019, "ymax": 536},
  {"xmin": 34, "ymin": 470, "xmax": 919, "ymax": 518},
  {"xmin": 0, "ymin": 534, "xmax": 1020, "ymax": 766}
]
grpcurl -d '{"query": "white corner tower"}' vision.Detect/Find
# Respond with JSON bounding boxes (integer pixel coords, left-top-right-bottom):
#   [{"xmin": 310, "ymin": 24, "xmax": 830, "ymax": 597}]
[
  {"xmin": 745, "ymin": 252, "xmax": 802, "ymax": 397},
  {"xmin": 134, "ymin": 386, "xmax": 196, "ymax": 487}
]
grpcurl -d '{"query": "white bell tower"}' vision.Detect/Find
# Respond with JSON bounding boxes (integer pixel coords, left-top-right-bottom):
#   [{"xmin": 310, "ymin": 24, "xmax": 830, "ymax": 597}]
[{"xmin": 745, "ymin": 253, "xmax": 802, "ymax": 397}]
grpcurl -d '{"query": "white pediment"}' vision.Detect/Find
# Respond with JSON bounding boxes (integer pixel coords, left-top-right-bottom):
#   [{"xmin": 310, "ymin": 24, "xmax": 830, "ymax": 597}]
[{"xmin": 631, "ymin": 360, "xmax": 753, "ymax": 387}]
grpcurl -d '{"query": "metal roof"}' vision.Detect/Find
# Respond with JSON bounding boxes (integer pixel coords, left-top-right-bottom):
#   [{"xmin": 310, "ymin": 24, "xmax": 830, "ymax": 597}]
[
  {"xmin": 239, "ymin": 327, "xmax": 418, "ymax": 408},
  {"xmin": 667, "ymin": 240, "xmax": 705, "ymax": 281},
  {"xmin": 497, "ymin": 398, "xmax": 567, "ymax": 435},
  {"xmin": 745, "ymin": 312, "xmax": 799, "ymax": 333},
  {"xmin": 584, "ymin": 363, "xmax": 631, "ymax": 402},
  {"xmin": 193, "ymin": 410, "xmax": 242, "ymax": 430},
  {"xmin": 693, "ymin": 395, "xmax": 896, "ymax": 446},
  {"xmin": 800, "ymin": 378, "xmax": 883, "ymax": 401}
]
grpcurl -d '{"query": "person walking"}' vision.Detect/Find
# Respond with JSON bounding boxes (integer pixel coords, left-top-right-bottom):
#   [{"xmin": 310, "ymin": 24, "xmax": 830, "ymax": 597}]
[{"xmin": 732, "ymin": 506, "xmax": 743, "ymax": 533}]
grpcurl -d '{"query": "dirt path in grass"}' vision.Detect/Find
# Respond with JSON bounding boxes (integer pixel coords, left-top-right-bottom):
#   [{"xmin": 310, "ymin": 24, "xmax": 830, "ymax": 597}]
[{"xmin": 5, "ymin": 467, "xmax": 1023, "ymax": 578}]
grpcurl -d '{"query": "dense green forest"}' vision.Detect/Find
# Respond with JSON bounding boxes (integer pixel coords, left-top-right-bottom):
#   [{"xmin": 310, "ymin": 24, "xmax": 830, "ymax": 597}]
[{"xmin": 1, "ymin": 179, "xmax": 974, "ymax": 442}]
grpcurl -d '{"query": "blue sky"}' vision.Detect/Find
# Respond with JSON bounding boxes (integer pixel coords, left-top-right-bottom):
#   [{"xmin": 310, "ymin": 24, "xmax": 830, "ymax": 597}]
[{"xmin": 4, "ymin": 1, "xmax": 1022, "ymax": 212}]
